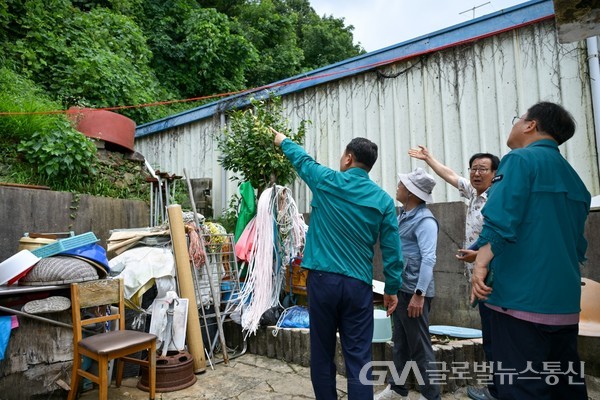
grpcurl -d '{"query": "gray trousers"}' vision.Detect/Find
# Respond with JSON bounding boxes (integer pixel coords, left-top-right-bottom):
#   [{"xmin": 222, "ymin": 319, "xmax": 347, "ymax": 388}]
[{"xmin": 388, "ymin": 291, "xmax": 440, "ymax": 400}]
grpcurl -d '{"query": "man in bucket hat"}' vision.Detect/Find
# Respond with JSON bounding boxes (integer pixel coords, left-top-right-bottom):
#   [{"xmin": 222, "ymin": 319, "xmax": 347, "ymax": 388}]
[
  {"xmin": 408, "ymin": 146, "xmax": 501, "ymax": 400},
  {"xmin": 376, "ymin": 167, "xmax": 440, "ymax": 400}
]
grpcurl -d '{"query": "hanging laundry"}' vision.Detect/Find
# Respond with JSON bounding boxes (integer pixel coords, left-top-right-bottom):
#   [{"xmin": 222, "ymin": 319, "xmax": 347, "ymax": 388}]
[{"xmin": 234, "ymin": 181, "xmax": 257, "ymax": 242}]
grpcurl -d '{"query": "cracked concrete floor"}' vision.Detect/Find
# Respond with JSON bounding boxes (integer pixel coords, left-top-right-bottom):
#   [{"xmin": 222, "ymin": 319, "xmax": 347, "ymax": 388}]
[
  {"xmin": 77, "ymin": 353, "xmax": 474, "ymax": 400},
  {"xmin": 78, "ymin": 353, "xmax": 600, "ymax": 399}
]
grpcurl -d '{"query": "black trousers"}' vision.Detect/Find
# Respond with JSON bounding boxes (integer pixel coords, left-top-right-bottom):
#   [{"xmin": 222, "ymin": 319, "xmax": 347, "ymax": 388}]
[
  {"xmin": 388, "ymin": 291, "xmax": 440, "ymax": 400},
  {"xmin": 489, "ymin": 308, "xmax": 587, "ymax": 400}
]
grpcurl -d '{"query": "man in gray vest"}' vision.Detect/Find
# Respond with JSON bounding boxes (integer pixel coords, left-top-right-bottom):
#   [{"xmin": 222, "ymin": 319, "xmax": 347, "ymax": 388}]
[{"xmin": 375, "ymin": 168, "xmax": 440, "ymax": 400}]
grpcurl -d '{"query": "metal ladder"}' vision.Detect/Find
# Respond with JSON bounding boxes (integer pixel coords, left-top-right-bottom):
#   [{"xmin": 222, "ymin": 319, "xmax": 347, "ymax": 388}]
[{"xmin": 191, "ymin": 233, "xmax": 247, "ymax": 365}]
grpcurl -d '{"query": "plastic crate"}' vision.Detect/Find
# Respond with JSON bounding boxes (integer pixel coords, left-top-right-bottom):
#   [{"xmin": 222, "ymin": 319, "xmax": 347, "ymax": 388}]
[{"xmin": 31, "ymin": 232, "xmax": 99, "ymax": 258}]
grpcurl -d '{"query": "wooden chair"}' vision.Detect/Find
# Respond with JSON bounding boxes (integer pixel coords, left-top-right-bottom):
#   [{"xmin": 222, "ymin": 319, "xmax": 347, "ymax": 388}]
[{"xmin": 68, "ymin": 279, "xmax": 156, "ymax": 400}]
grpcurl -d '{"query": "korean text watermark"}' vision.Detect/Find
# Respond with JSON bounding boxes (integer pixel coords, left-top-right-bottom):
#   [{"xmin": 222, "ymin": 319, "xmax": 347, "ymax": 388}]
[{"xmin": 359, "ymin": 361, "xmax": 585, "ymax": 386}]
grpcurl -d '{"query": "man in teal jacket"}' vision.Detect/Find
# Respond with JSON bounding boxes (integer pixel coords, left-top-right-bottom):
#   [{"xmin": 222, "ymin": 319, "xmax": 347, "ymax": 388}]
[
  {"xmin": 270, "ymin": 127, "xmax": 403, "ymax": 400},
  {"xmin": 471, "ymin": 102, "xmax": 590, "ymax": 399}
]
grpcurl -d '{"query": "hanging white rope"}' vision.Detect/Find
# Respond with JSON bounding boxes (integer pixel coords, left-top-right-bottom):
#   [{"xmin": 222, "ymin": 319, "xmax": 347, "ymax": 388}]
[
  {"xmin": 234, "ymin": 185, "xmax": 306, "ymax": 337},
  {"xmin": 276, "ymin": 186, "xmax": 306, "ymax": 261}
]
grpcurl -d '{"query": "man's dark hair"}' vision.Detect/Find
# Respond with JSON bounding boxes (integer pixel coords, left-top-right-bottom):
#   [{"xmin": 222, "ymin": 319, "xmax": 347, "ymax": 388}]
[
  {"xmin": 526, "ymin": 102, "xmax": 576, "ymax": 145},
  {"xmin": 346, "ymin": 137, "xmax": 378, "ymax": 171},
  {"xmin": 469, "ymin": 153, "xmax": 501, "ymax": 171}
]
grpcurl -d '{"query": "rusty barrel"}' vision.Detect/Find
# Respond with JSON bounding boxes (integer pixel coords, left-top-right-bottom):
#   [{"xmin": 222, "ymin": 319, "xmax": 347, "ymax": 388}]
[{"xmin": 138, "ymin": 351, "xmax": 197, "ymax": 392}]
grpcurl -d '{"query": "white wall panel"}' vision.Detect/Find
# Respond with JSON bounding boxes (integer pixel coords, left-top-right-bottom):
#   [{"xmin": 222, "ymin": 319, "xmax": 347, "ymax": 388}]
[{"xmin": 135, "ymin": 20, "xmax": 599, "ymax": 216}]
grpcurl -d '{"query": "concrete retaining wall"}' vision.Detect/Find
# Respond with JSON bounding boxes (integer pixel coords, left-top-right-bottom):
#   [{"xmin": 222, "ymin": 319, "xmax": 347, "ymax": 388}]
[{"xmin": 0, "ymin": 186, "xmax": 149, "ymax": 262}]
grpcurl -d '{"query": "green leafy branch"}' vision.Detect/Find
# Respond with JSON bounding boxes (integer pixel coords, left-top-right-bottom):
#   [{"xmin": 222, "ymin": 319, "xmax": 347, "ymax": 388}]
[{"xmin": 217, "ymin": 97, "xmax": 308, "ymax": 193}]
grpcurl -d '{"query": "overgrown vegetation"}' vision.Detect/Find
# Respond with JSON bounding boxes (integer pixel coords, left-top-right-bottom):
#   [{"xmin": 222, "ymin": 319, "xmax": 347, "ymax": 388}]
[
  {"xmin": 0, "ymin": 68, "xmax": 149, "ymax": 200},
  {"xmin": 217, "ymin": 97, "xmax": 308, "ymax": 194},
  {"xmin": 0, "ymin": 0, "xmax": 364, "ymax": 125},
  {"xmin": 0, "ymin": 0, "xmax": 361, "ymax": 199}
]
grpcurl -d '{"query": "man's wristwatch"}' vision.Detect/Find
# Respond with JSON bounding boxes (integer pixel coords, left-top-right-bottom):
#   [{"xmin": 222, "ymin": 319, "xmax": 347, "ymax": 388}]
[{"xmin": 415, "ymin": 289, "xmax": 423, "ymax": 296}]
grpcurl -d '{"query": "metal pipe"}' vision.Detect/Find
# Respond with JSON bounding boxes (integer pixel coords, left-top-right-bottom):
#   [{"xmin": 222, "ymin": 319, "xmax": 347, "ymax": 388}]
[
  {"xmin": 149, "ymin": 179, "xmax": 154, "ymax": 227},
  {"xmin": 144, "ymin": 159, "xmax": 160, "ymax": 227},
  {"xmin": 220, "ymin": 113, "xmax": 227, "ymax": 216},
  {"xmin": 157, "ymin": 176, "xmax": 164, "ymax": 224},
  {"xmin": 0, "ymin": 305, "xmax": 95, "ymax": 334}
]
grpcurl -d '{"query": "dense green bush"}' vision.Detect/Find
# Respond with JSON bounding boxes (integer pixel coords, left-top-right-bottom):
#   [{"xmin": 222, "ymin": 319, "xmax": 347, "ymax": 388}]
[
  {"xmin": 17, "ymin": 119, "xmax": 97, "ymax": 180},
  {"xmin": 0, "ymin": 0, "xmax": 363, "ymax": 125},
  {"xmin": 217, "ymin": 97, "xmax": 308, "ymax": 193},
  {"xmin": 0, "ymin": 67, "xmax": 96, "ymax": 182}
]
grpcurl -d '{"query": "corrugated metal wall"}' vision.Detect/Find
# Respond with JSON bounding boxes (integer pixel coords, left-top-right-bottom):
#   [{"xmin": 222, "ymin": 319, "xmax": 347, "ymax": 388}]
[{"xmin": 136, "ymin": 20, "xmax": 599, "ymax": 215}]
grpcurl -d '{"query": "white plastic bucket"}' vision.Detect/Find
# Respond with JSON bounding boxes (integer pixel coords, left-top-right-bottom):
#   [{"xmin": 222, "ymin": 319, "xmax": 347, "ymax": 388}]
[{"xmin": 373, "ymin": 309, "xmax": 392, "ymax": 343}]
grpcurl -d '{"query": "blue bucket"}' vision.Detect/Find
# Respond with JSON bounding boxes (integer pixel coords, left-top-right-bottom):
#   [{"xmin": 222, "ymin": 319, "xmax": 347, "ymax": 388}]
[
  {"xmin": 373, "ymin": 309, "xmax": 392, "ymax": 343},
  {"xmin": 221, "ymin": 281, "xmax": 248, "ymax": 303}
]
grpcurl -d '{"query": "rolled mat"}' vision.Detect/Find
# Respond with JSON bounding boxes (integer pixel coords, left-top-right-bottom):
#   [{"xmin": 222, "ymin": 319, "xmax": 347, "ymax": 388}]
[{"xmin": 167, "ymin": 204, "xmax": 206, "ymax": 372}]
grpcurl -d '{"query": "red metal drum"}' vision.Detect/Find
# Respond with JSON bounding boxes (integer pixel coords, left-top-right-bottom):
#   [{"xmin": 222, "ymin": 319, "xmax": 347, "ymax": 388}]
[{"xmin": 67, "ymin": 107, "xmax": 136, "ymax": 152}]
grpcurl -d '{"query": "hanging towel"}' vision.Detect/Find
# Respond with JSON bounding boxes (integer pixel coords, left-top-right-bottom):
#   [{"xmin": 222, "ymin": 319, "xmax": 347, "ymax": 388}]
[
  {"xmin": 0, "ymin": 316, "xmax": 17, "ymax": 360},
  {"xmin": 235, "ymin": 217, "xmax": 256, "ymax": 262},
  {"xmin": 234, "ymin": 181, "xmax": 257, "ymax": 241}
]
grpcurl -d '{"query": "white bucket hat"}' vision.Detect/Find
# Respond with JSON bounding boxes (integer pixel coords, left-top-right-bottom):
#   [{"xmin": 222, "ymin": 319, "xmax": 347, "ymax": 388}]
[{"xmin": 398, "ymin": 167, "xmax": 436, "ymax": 203}]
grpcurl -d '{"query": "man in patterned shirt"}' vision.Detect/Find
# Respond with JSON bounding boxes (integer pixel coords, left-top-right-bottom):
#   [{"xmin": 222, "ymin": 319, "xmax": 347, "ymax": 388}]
[{"xmin": 408, "ymin": 146, "xmax": 500, "ymax": 400}]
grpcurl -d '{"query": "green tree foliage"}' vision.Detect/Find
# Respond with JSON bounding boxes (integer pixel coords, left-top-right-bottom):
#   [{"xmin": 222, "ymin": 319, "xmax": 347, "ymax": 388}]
[
  {"xmin": 217, "ymin": 97, "xmax": 307, "ymax": 193},
  {"xmin": 2, "ymin": 0, "xmax": 171, "ymax": 122},
  {"xmin": 301, "ymin": 15, "xmax": 364, "ymax": 68},
  {"xmin": 0, "ymin": 0, "xmax": 363, "ymax": 126},
  {"xmin": 234, "ymin": 0, "xmax": 304, "ymax": 87},
  {"xmin": 284, "ymin": 0, "xmax": 365, "ymax": 69},
  {"xmin": 136, "ymin": 1, "xmax": 257, "ymax": 98}
]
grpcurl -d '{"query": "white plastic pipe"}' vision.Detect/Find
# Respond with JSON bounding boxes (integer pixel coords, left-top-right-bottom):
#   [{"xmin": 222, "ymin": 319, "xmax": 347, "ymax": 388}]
[{"xmin": 220, "ymin": 113, "xmax": 227, "ymax": 215}]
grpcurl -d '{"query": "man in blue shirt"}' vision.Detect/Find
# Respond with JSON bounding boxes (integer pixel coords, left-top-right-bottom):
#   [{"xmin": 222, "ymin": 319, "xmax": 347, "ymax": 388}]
[
  {"xmin": 471, "ymin": 102, "xmax": 590, "ymax": 400},
  {"xmin": 270, "ymin": 127, "xmax": 404, "ymax": 400}
]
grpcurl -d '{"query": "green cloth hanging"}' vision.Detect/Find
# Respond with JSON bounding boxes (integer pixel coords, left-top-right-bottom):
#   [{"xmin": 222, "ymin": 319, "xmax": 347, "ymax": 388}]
[{"xmin": 234, "ymin": 181, "xmax": 257, "ymax": 241}]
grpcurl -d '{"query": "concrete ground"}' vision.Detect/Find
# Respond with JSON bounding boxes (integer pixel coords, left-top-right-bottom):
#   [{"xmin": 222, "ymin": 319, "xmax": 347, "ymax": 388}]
[
  {"xmin": 77, "ymin": 353, "xmax": 600, "ymax": 400},
  {"xmin": 77, "ymin": 353, "xmax": 474, "ymax": 400}
]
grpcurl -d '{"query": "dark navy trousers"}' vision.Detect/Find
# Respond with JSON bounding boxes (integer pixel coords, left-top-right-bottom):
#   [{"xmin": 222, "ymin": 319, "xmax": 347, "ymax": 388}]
[
  {"xmin": 490, "ymin": 308, "xmax": 588, "ymax": 400},
  {"xmin": 388, "ymin": 291, "xmax": 440, "ymax": 400},
  {"xmin": 478, "ymin": 302, "xmax": 498, "ymax": 397},
  {"xmin": 307, "ymin": 270, "xmax": 374, "ymax": 400}
]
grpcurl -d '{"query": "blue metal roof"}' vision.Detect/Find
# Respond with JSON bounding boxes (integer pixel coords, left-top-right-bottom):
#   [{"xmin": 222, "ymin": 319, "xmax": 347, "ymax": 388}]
[{"xmin": 136, "ymin": 0, "xmax": 554, "ymax": 138}]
